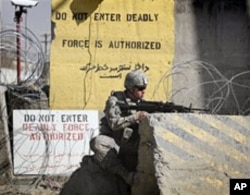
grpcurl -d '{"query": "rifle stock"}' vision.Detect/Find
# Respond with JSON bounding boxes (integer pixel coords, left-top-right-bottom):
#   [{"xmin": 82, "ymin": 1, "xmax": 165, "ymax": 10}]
[{"xmin": 118, "ymin": 100, "xmax": 209, "ymax": 113}]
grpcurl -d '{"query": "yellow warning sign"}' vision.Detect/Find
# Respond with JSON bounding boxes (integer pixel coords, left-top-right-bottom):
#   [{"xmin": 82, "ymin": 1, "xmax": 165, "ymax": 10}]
[{"xmin": 50, "ymin": 0, "xmax": 174, "ymax": 109}]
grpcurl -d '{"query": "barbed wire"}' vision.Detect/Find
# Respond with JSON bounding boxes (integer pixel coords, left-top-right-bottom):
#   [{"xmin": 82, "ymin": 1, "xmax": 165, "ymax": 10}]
[
  {"xmin": 0, "ymin": 89, "xmax": 99, "ymax": 194},
  {"xmin": 153, "ymin": 60, "xmax": 250, "ymax": 115},
  {"xmin": 0, "ymin": 25, "xmax": 45, "ymax": 89},
  {"xmin": 0, "ymin": 25, "xmax": 51, "ymax": 194}
]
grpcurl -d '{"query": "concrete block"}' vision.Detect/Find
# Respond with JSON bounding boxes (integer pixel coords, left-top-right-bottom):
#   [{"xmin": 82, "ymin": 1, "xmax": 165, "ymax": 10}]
[{"xmin": 134, "ymin": 113, "xmax": 250, "ymax": 195}]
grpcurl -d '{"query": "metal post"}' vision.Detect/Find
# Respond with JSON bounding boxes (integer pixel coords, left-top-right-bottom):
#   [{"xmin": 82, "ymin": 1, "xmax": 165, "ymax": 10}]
[{"xmin": 14, "ymin": 6, "xmax": 25, "ymax": 85}]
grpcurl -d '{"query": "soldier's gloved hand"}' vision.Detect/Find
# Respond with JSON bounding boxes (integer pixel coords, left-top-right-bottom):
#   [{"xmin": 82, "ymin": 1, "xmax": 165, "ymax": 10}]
[{"xmin": 133, "ymin": 111, "xmax": 148, "ymax": 122}]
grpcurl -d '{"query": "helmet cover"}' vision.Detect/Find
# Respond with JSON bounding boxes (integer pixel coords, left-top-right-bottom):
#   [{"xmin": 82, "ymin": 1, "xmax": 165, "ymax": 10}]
[{"xmin": 124, "ymin": 70, "xmax": 148, "ymax": 89}]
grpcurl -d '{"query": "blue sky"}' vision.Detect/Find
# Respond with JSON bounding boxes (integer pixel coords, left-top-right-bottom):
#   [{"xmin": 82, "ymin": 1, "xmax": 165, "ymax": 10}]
[{"xmin": 1, "ymin": 0, "xmax": 51, "ymax": 50}]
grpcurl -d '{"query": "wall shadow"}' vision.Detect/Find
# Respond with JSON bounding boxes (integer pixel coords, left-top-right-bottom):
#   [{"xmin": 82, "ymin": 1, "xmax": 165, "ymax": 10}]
[
  {"xmin": 174, "ymin": 0, "xmax": 250, "ymax": 114},
  {"xmin": 192, "ymin": 0, "xmax": 250, "ymax": 114},
  {"xmin": 70, "ymin": 0, "xmax": 103, "ymax": 25}
]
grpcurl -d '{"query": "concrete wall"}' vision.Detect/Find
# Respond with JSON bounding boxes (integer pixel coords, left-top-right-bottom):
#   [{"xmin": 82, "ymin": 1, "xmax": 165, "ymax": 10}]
[{"xmin": 173, "ymin": 0, "xmax": 250, "ymax": 114}]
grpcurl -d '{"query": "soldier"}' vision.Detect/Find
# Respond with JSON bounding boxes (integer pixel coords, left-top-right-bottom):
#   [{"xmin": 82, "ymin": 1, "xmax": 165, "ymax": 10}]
[{"xmin": 90, "ymin": 70, "xmax": 148, "ymax": 190}]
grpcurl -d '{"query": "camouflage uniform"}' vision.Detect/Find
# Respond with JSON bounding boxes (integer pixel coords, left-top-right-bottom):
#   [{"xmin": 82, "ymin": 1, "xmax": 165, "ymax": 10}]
[
  {"xmin": 90, "ymin": 70, "xmax": 148, "ymax": 186},
  {"xmin": 101, "ymin": 90, "xmax": 141, "ymax": 171}
]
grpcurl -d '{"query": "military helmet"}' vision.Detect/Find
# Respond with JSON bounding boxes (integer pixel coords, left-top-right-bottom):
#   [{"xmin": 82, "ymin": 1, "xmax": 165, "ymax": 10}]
[{"xmin": 124, "ymin": 70, "xmax": 148, "ymax": 89}]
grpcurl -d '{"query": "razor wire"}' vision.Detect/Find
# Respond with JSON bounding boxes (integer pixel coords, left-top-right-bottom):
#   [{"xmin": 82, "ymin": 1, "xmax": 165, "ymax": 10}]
[
  {"xmin": 0, "ymin": 25, "xmax": 45, "ymax": 89},
  {"xmin": 152, "ymin": 60, "xmax": 250, "ymax": 115},
  {"xmin": 0, "ymin": 26, "xmax": 52, "ymax": 194},
  {"xmin": 0, "ymin": 100, "xmax": 67, "ymax": 194}
]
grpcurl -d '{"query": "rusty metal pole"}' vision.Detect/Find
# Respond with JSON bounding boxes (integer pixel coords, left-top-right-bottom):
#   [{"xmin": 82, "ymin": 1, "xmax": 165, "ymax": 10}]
[{"xmin": 14, "ymin": 6, "xmax": 25, "ymax": 85}]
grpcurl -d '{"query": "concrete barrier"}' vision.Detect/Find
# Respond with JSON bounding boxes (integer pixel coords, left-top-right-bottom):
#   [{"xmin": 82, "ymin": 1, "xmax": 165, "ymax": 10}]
[{"xmin": 133, "ymin": 113, "xmax": 250, "ymax": 195}]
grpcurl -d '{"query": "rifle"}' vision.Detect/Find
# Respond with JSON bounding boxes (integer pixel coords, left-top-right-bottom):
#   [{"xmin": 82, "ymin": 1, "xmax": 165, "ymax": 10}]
[{"xmin": 117, "ymin": 100, "xmax": 209, "ymax": 113}]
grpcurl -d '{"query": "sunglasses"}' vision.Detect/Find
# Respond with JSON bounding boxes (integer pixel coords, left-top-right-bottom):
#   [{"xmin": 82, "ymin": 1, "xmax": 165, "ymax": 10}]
[{"xmin": 135, "ymin": 86, "xmax": 146, "ymax": 91}]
